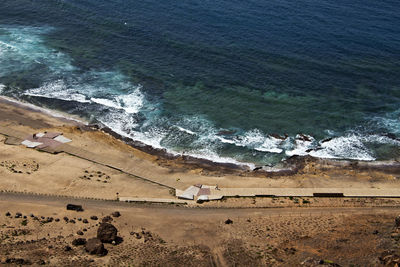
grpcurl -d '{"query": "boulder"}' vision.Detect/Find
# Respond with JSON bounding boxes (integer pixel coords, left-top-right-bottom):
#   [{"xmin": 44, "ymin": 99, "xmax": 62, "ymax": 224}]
[
  {"xmin": 90, "ymin": 216, "xmax": 98, "ymax": 220},
  {"xmin": 72, "ymin": 238, "xmax": 86, "ymax": 246},
  {"xmin": 111, "ymin": 211, "xmax": 121, "ymax": 218},
  {"xmin": 225, "ymin": 219, "xmax": 233, "ymax": 224},
  {"xmin": 66, "ymin": 204, "xmax": 84, "ymax": 212},
  {"xmin": 77, "ymin": 230, "xmax": 84, "ymax": 236},
  {"xmin": 102, "ymin": 216, "xmax": 113, "ymax": 223},
  {"xmin": 97, "ymin": 223, "xmax": 118, "ymax": 243},
  {"xmin": 85, "ymin": 238, "xmax": 107, "ymax": 256}
]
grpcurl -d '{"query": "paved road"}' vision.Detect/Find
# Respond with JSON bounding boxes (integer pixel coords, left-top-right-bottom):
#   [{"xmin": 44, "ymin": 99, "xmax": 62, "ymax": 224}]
[{"xmin": 1, "ymin": 192, "xmax": 400, "ymax": 218}]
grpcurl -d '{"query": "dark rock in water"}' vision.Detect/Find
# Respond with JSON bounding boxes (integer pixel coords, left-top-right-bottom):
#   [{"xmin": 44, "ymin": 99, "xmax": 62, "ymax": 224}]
[
  {"xmin": 297, "ymin": 134, "xmax": 312, "ymax": 142},
  {"xmin": 77, "ymin": 230, "xmax": 84, "ymax": 236},
  {"xmin": 225, "ymin": 219, "xmax": 233, "ymax": 224},
  {"xmin": 97, "ymin": 223, "xmax": 118, "ymax": 243},
  {"xmin": 66, "ymin": 204, "xmax": 83, "ymax": 212},
  {"xmin": 217, "ymin": 130, "xmax": 236, "ymax": 136},
  {"xmin": 320, "ymin": 137, "xmax": 333, "ymax": 143},
  {"xmin": 102, "ymin": 216, "xmax": 113, "ymax": 223},
  {"xmin": 253, "ymin": 166, "xmax": 263, "ymax": 171},
  {"xmin": 85, "ymin": 238, "xmax": 107, "ymax": 256},
  {"xmin": 72, "ymin": 238, "xmax": 87, "ymax": 246},
  {"xmin": 383, "ymin": 133, "xmax": 398, "ymax": 140},
  {"xmin": 111, "ymin": 211, "xmax": 121, "ymax": 217},
  {"xmin": 270, "ymin": 133, "xmax": 288, "ymax": 140},
  {"xmin": 90, "ymin": 216, "xmax": 98, "ymax": 220}
]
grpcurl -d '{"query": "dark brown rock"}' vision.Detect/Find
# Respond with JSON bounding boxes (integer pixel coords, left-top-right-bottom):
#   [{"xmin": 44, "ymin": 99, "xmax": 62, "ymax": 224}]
[
  {"xmin": 111, "ymin": 211, "xmax": 121, "ymax": 217},
  {"xmin": 66, "ymin": 204, "xmax": 84, "ymax": 212},
  {"xmin": 225, "ymin": 219, "xmax": 233, "ymax": 224},
  {"xmin": 101, "ymin": 216, "xmax": 113, "ymax": 223},
  {"xmin": 85, "ymin": 238, "xmax": 107, "ymax": 256},
  {"xmin": 97, "ymin": 223, "xmax": 118, "ymax": 243},
  {"xmin": 72, "ymin": 238, "xmax": 86, "ymax": 246}
]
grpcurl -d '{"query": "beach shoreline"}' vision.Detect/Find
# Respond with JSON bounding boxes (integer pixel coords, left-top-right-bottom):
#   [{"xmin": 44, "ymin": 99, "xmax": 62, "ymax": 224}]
[{"xmin": 1, "ymin": 95, "xmax": 400, "ymax": 178}]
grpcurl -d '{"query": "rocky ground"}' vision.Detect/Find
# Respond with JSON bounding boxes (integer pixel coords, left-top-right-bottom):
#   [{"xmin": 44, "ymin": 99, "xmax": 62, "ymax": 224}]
[{"xmin": 1, "ymin": 195, "xmax": 400, "ymax": 266}]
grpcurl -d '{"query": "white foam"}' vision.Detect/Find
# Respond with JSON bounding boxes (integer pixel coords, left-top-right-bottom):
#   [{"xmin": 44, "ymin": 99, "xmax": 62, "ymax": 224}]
[
  {"xmin": 255, "ymin": 136, "xmax": 284, "ymax": 153},
  {"xmin": 0, "ymin": 84, "xmax": 5, "ymax": 94},
  {"xmin": 285, "ymin": 134, "xmax": 315, "ymax": 157},
  {"xmin": 175, "ymin": 126, "xmax": 196, "ymax": 135},
  {"xmin": 309, "ymin": 134, "xmax": 374, "ymax": 161},
  {"xmin": 216, "ymin": 136, "xmax": 235, "ymax": 144},
  {"xmin": 115, "ymin": 88, "xmax": 144, "ymax": 114},
  {"xmin": 24, "ymin": 80, "xmax": 90, "ymax": 103},
  {"xmin": 223, "ymin": 129, "xmax": 284, "ymax": 154},
  {"xmin": 184, "ymin": 148, "xmax": 255, "ymax": 169},
  {"xmin": 92, "ymin": 87, "xmax": 144, "ymax": 114}
]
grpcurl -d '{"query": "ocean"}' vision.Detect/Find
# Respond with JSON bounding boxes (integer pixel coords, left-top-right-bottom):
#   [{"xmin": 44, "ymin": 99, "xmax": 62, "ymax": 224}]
[{"xmin": 1, "ymin": 0, "xmax": 399, "ymax": 167}]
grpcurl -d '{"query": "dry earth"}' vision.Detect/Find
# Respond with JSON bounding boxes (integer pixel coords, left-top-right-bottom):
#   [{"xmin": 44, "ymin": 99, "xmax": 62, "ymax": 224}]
[{"xmin": 0, "ymin": 194, "xmax": 400, "ymax": 266}]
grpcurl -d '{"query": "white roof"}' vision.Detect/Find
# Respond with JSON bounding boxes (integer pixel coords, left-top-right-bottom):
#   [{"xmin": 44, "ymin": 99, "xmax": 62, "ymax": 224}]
[
  {"xmin": 54, "ymin": 135, "xmax": 72, "ymax": 143},
  {"xmin": 176, "ymin": 185, "xmax": 200, "ymax": 200},
  {"xmin": 197, "ymin": 195, "xmax": 209, "ymax": 201},
  {"xmin": 21, "ymin": 140, "xmax": 43, "ymax": 148}
]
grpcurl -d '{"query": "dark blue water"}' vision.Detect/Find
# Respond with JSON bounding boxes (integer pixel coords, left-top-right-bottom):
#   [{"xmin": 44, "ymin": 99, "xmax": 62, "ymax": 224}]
[{"xmin": 1, "ymin": 0, "xmax": 400, "ymax": 167}]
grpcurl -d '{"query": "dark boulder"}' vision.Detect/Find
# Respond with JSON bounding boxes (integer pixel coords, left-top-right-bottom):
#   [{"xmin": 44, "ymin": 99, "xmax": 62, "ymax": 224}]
[
  {"xmin": 72, "ymin": 238, "xmax": 86, "ymax": 246},
  {"xmin": 90, "ymin": 216, "xmax": 98, "ymax": 220},
  {"xmin": 395, "ymin": 215, "xmax": 400, "ymax": 228},
  {"xmin": 111, "ymin": 211, "xmax": 121, "ymax": 218},
  {"xmin": 66, "ymin": 204, "xmax": 83, "ymax": 212},
  {"xmin": 102, "ymin": 216, "xmax": 113, "ymax": 223},
  {"xmin": 97, "ymin": 223, "xmax": 118, "ymax": 243},
  {"xmin": 5, "ymin": 258, "xmax": 31, "ymax": 265},
  {"xmin": 83, "ymin": 219, "xmax": 89, "ymax": 224},
  {"xmin": 85, "ymin": 238, "xmax": 107, "ymax": 256},
  {"xmin": 77, "ymin": 230, "xmax": 84, "ymax": 236},
  {"xmin": 225, "ymin": 219, "xmax": 233, "ymax": 224}
]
